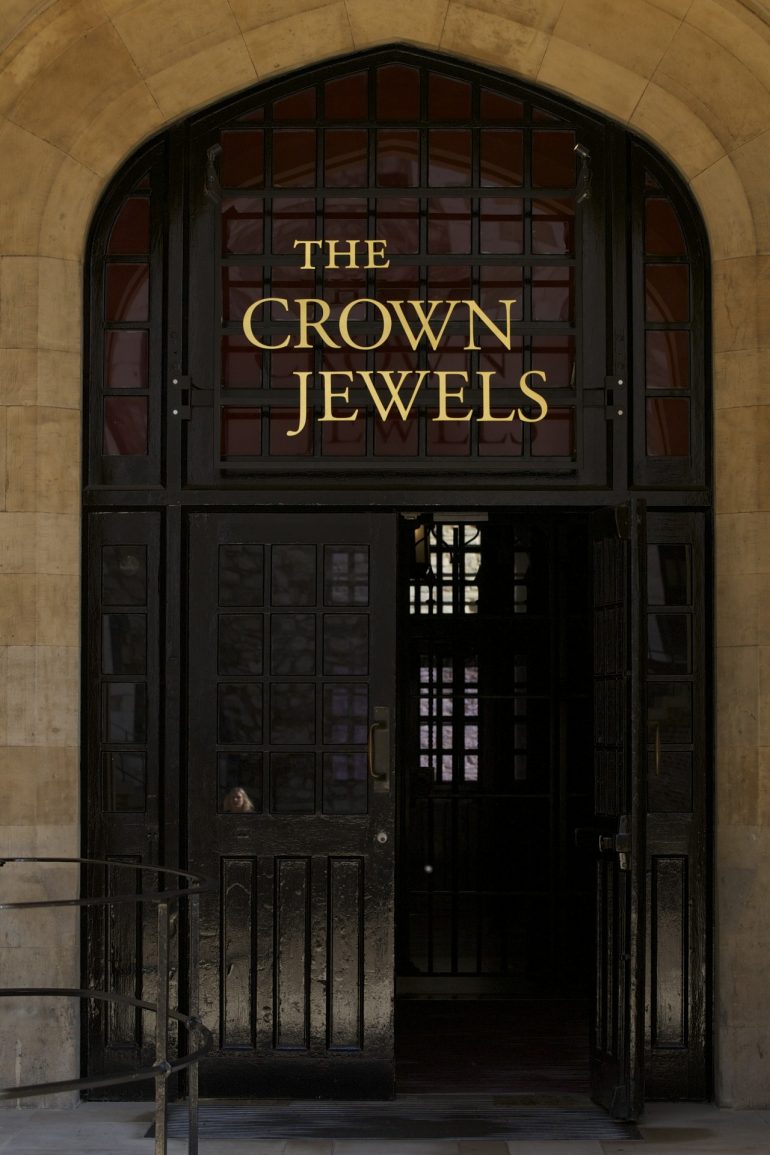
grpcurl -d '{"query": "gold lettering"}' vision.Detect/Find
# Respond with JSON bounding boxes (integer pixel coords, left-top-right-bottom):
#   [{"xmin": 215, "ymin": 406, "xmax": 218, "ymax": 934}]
[
  {"xmin": 434, "ymin": 371, "xmax": 472, "ymax": 421},
  {"xmin": 517, "ymin": 370, "xmax": 549, "ymax": 422},
  {"xmin": 286, "ymin": 371, "xmax": 311, "ymax": 436},
  {"xmin": 326, "ymin": 240, "xmax": 361, "ymax": 269},
  {"xmin": 360, "ymin": 369, "xmax": 428, "ymax": 420},
  {"xmin": 319, "ymin": 371, "xmax": 359, "ymax": 422},
  {"xmin": 464, "ymin": 300, "xmax": 518, "ymax": 351},
  {"xmin": 242, "ymin": 298, "xmax": 291, "ymax": 350},
  {"xmin": 295, "ymin": 298, "xmax": 340, "ymax": 349},
  {"xmin": 388, "ymin": 300, "xmax": 459, "ymax": 351},
  {"xmin": 365, "ymin": 240, "xmax": 390, "ymax": 268},
  {"xmin": 338, "ymin": 299, "xmax": 393, "ymax": 350},
  {"xmin": 293, "ymin": 239, "xmax": 324, "ymax": 270},
  {"xmin": 478, "ymin": 370, "xmax": 517, "ymax": 421}
]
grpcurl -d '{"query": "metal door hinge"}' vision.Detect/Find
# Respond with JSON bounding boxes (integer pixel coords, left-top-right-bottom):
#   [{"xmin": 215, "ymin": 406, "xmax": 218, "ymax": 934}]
[
  {"xmin": 605, "ymin": 375, "xmax": 626, "ymax": 421},
  {"xmin": 170, "ymin": 375, "xmax": 213, "ymax": 420}
]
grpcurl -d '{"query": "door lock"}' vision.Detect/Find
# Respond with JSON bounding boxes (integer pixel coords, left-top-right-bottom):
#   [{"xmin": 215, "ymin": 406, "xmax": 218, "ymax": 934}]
[
  {"xmin": 599, "ymin": 815, "xmax": 631, "ymax": 871},
  {"xmin": 375, "ymin": 831, "xmax": 388, "ymax": 845}
]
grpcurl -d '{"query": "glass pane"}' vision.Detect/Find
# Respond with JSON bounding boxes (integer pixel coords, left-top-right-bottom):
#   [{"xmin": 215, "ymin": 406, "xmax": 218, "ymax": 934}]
[
  {"xmin": 218, "ymin": 613, "xmax": 264, "ymax": 675},
  {"xmin": 480, "ymin": 90, "xmax": 523, "ymax": 121},
  {"xmin": 645, "ymin": 265, "xmax": 689, "ymax": 322},
  {"xmin": 325, "ymin": 129, "xmax": 367, "ymax": 187},
  {"xmin": 531, "ymin": 335, "xmax": 575, "ymax": 388},
  {"xmin": 325, "ymin": 72, "xmax": 367, "ymax": 120},
  {"xmin": 270, "ymin": 752, "xmax": 315, "ymax": 813},
  {"xmin": 647, "ymin": 751, "xmax": 693, "ymax": 812},
  {"xmin": 103, "ymin": 546, "xmax": 147, "ymax": 606},
  {"xmin": 480, "ymin": 130, "xmax": 523, "ymax": 186},
  {"xmin": 102, "ymin": 614, "xmax": 146, "ymax": 674},
  {"xmin": 222, "ymin": 335, "xmax": 261, "ymax": 389},
  {"xmin": 479, "ymin": 266, "xmax": 523, "ymax": 317},
  {"xmin": 646, "ymin": 397, "xmax": 689, "ymax": 457},
  {"xmin": 220, "ymin": 129, "xmax": 264, "ymax": 188},
  {"xmin": 103, "ymin": 397, "xmax": 148, "ymax": 455},
  {"xmin": 270, "ymin": 266, "xmax": 315, "ymax": 312},
  {"xmin": 480, "ymin": 198, "xmax": 523, "ymax": 253},
  {"xmin": 221, "ymin": 407, "xmax": 261, "ymax": 456},
  {"xmin": 478, "ymin": 335, "xmax": 523, "ymax": 382},
  {"xmin": 273, "ymin": 87, "xmax": 316, "ymax": 120},
  {"xmin": 426, "ymin": 419, "xmax": 471, "ymax": 456},
  {"xmin": 646, "ymin": 330, "xmax": 689, "ymax": 390},
  {"xmin": 322, "ymin": 412, "xmax": 367, "ymax": 456},
  {"xmin": 323, "ymin": 267, "xmax": 367, "ymax": 314},
  {"xmin": 270, "ymin": 410, "xmax": 313, "ymax": 454},
  {"xmin": 532, "ymin": 198, "xmax": 575, "ymax": 255},
  {"xmin": 478, "ymin": 420, "xmax": 523, "ymax": 456},
  {"xmin": 108, "ymin": 197, "xmax": 150, "ymax": 255},
  {"xmin": 374, "ymin": 415, "xmax": 418, "ymax": 455},
  {"xmin": 645, "ymin": 198, "xmax": 687, "ymax": 256},
  {"xmin": 105, "ymin": 330, "xmax": 148, "ymax": 389},
  {"xmin": 648, "ymin": 613, "xmax": 691, "ymax": 674},
  {"xmin": 271, "ymin": 544, "xmax": 316, "ymax": 606},
  {"xmin": 270, "ymin": 684, "xmax": 315, "ymax": 743},
  {"xmin": 377, "ymin": 197, "xmax": 419, "ymax": 252},
  {"xmin": 430, "ymin": 333, "xmax": 468, "ymax": 375},
  {"xmin": 218, "ymin": 683, "xmax": 263, "ymax": 743},
  {"xmin": 428, "ymin": 197, "xmax": 471, "ymax": 253},
  {"xmin": 105, "ymin": 264, "xmax": 149, "ymax": 322},
  {"xmin": 219, "ymin": 544, "xmax": 264, "ymax": 607},
  {"xmin": 219, "ymin": 753, "xmax": 262, "ymax": 813},
  {"xmin": 325, "ymin": 196, "xmax": 367, "ymax": 242},
  {"xmin": 429, "ymin": 129, "xmax": 471, "ymax": 185},
  {"xmin": 273, "ymin": 129, "xmax": 316, "ymax": 186},
  {"xmin": 377, "ymin": 64, "xmax": 420, "ymax": 120},
  {"xmin": 323, "ymin": 753, "xmax": 367, "ymax": 814},
  {"xmin": 272, "ymin": 197, "xmax": 315, "ymax": 252},
  {"xmin": 104, "ymin": 752, "xmax": 146, "ymax": 812},
  {"xmin": 648, "ymin": 544, "xmax": 691, "ymax": 606},
  {"xmin": 324, "ymin": 546, "xmax": 368, "ymax": 606},
  {"xmin": 377, "ymin": 130, "xmax": 419, "ymax": 186},
  {"xmin": 531, "ymin": 130, "xmax": 576, "ymax": 187},
  {"xmin": 530, "ymin": 408, "xmax": 575, "ymax": 456},
  {"xmin": 324, "ymin": 614, "xmax": 368, "ymax": 674},
  {"xmin": 105, "ymin": 682, "xmax": 147, "ymax": 743},
  {"xmin": 428, "ymin": 74, "xmax": 470, "ymax": 119},
  {"xmin": 222, "ymin": 197, "xmax": 263, "ymax": 255},
  {"xmin": 647, "ymin": 683, "xmax": 693, "ymax": 743},
  {"xmin": 222, "ymin": 267, "xmax": 261, "ymax": 323},
  {"xmin": 271, "ymin": 347, "xmax": 312, "ymax": 388},
  {"xmin": 532, "ymin": 266, "xmax": 574, "ymax": 321},
  {"xmin": 323, "ymin": 683, "xmax": 368, "ymax": 744},
  {"xmin": 270, "ymin": 613, "xmax": 316, "ymax": 675}
]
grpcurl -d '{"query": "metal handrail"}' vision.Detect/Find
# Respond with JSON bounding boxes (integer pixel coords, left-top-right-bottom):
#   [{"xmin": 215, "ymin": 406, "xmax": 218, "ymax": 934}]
[{"xmin": 0, "ymin": 857, "xmax": 216, "ymax": 1155}]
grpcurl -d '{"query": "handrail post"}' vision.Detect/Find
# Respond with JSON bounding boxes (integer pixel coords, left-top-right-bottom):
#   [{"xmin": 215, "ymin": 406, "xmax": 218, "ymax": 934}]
[{"xmin": 155, "ymin": 899, "xmax": 170, "ymax": 1155}]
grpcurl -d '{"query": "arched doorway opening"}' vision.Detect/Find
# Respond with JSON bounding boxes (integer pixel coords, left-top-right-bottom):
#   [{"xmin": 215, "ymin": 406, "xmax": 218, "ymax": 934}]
[{"xmin": 83, "ymin": 48, "xmax": 710, "ymax": 1117}]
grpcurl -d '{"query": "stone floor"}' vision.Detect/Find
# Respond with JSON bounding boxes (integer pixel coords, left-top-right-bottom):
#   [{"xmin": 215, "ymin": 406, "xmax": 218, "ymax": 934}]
[{"xmin": 0, "ymin": 1102, "xmax": 769, "ymax": 1154}]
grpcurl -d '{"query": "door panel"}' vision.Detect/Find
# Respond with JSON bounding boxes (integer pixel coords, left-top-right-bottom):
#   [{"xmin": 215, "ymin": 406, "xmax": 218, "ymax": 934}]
[
  {"xmin": 187, "ymin": 512, "xmax": 397, "ymax": 1097},
  {"xmin": 590, "ymin": 501, "xmax": 646, "ymax": 1119}
]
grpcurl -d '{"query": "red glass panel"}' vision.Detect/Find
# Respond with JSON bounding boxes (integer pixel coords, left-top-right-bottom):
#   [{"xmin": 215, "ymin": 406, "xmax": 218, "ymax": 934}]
[
  {"xmin": 273, "ymin": 129, "xmax": 316, "ymax": 186},
  {"xmin": 427, "ymin": 415, "xmax": 471, "ymax": 455},
  {"xmin": 532, "ymin": 198, "xmax": 575, "ymax": 255},
  {"xmin": 221, "ymin": 407, "xmax": 261, "ymax": 455},
  {"xmin": 374, "ymin": 414, "xmax": 418, "ymax": 455},
  {"xmin": 480, "ymin": 267, "xmax": 523, "ymax": 318},
  {"xmin": 322, "ymin": 349, "xmax": 367, "ymax": 375},
  {"xmin": 645, "ymin": 197, "xmax": 687, "ymax": 256},
  {"xmin": 428, "ymin": 74, "xmax": 471, "ymax": 119},
  {"xmin": 222, "ymin": 197, "xmax": 263, "ymax": 255},
  {"xmin": 428, "ymin": 197, "xmax": 471, "ymax": 253},
  {"xmin": 103, "ymin": 396, "xmax": 148, "ymax": 455},
  {"xmin": 646, "ymin": 330, "xmax": 689, "ymax": 390},
  {"xmin": 273, "ymin": 87, "xmax": 316, "ymax": 120},
  {"xmin": 105, "ymin": 264, "xmax": 149, "ymax": 322},
  {"xmin": 325, "ymin": 73, "xmax": 368, "ymax": 120},
  {"xmin": 480, "ymin": 198, "xmax": 523, "ymax": 253},
  {"xmin": 530, "ymin": 407, "xmax": 575, "ymax": 456},
  {"xmin": 108, "ymin": 197, "xmax": 150, "ymax": 255},
  {"xmin": 480, "ymin": 90, "xmax": 524, "ymax": 122},
  {"xmin": 270, "ymin": 267, "xmax": 314, "ymax": 316},
  {"xmin": 323, "ymin": 266, "xmax": 367, "ymax": 313},
  {"xmin": 479, "ymin": 418, "xmax": 523, "ymax": 456},
  {"xmin": 481, "ymin": 130, "xmax": 523, "ymax": 186},
  {"xmin": 531, "ymin": 335, "xmax": 576, "ymax": 388},
  {"xmin": 105, "ymin": 330, "xmax": 148, "ymax": 389},
  {"xmin": 646, "ymin": 398, "xmax": 689, "ymax": 456},
  {"xmin": 532, "ymin": 107, "xmax": 560, "ymax": 124},
  {"xmin": 532, "ymin": 266, "xmax": 574, "ymax": 321},
  {"xmin": 325, "ymin": 129, "xmax": 368, "ymax": 187},
  {"xmin": 325, "ymin": 197, "xmax": 367, "ymax": 241},
  {"xmin": 427, "ymin": 265, "xmax": 471, "ymax": 318},
  {"xmin": 645, "ymin": 170, "xmax": 662, "ymax": 189},
  {"xmin": 133, "ymin": 173, "xmax": 151, "ymax": 190},
  {"xmin": 220, "ymin": 130, "xmax": 264, "ymax": 188},
  {"xmin": 222, "ymin": 266, "xmax": 262, "ymax": 322},
  {"xmin": 531, "ymin": 130, "xmax": 576, "ymax": 187},
  {"xmin": 221, "ymin": 335, "xmax": 262, "ymax": 389},
  {"xmin": 272, "ymin": 197, "xmax": 315, "ymax": 252},
  {"xmin": 271, "ymin": 347, "xmax": 313, "ymax": 388},
  {"xmin": 645, "ymin": 265, "xmax": 689, "ymax": 322},
  {"xmin": 376, "ymin": 197, "xmax": 419, "ymax": 252},
  {"xmin": 270, "ymin": 409, "xmax": 313, "ymax": 455},
  {"xmin": 377, "ymin": 130, "xmax": 419, "ymax": 186},
  {"xmin": 429, "ymin": 129, "xmax": 471, "ymax": 186},
  {"xmin": 479, "ymin": 337, "xmax": 523, "ymax": 384},
  {"xmin": 428, "ymin": 334, "xmax": 467, "ymax": 375},
  {"xmin": 322, "ymin": 411, "xmax": 367, "ymax": 455},
  {"xmin": 376, "ymin": 264, "xmax": 420, "ymax": 300},
  {"xmin": 239, "ymin": 106, "xmax": 265, "ymax": 123},
  {"xmin": 376, "ymin": 338, "xmax": 413, "ymax": 374},
  {"xmin": 376, "ymin": 64, "xmax": 420, "ymax": 120}
]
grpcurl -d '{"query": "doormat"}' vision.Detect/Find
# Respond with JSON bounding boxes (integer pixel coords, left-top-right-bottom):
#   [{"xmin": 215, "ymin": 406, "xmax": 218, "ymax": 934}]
[{"xmin": 151, "ymin": 1094, "xmax": 642, "ymax": 1141}]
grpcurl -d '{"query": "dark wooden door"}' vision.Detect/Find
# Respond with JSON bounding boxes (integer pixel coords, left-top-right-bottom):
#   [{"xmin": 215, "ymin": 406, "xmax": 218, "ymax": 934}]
[
  {"xmin": 187, "ymin": 511, "xmax": 397, "ymax": 1097},
  {"xmin": 590, "ymin": 501, "xmax": 646, "ymax": 1119}
]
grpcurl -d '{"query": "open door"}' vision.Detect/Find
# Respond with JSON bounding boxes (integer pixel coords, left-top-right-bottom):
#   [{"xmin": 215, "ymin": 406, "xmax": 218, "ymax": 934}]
[
  {"xmin": 187, "ymin": 511, "xmax": 397, "ymax": 1098},
  {"xmin": 590, "ymin": 500, "xmax": 647, "ymax": 1120}
]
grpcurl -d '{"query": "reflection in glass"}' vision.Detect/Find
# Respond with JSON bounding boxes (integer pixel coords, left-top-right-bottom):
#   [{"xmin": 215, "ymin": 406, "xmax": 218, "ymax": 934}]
[
  {"xmin": 273, "ymin": 129, "xmax": 316, "ymax": 186},
  {"xmin": 105, "ymin": 682, "xmax": 147, "ymax": 743},
  {"xmin": 105, "ymin": 331, "xmax": 148, "ymax": 390},
  {"xmin": 323, "ymin": 753, "xmax": 367, "ymax": 814},
  {"xmin": 648, "ymin": 544, "xmax": 691, "ymax": 606},
  {"xmin": 325, "ymin": 129, "xmax": 368, "ymax": 186},
  {"xmin": 377, "ymin": 198, "xmax": 419, "ymax": 251},
  {"xmin": 218, "ymin": 683, "xmax": 263, "ymax": 743},
  {"xmin": 219, "ymin": 544, "xmax": 264, "ymax": 607},
  {"xmin": 646, "ymin": 330, "xmax": 689, "ymax": 390},
  {"xmin": 480, "ymin": 130, "xmax": 523, "ymax": 187},
  {"xmin": 531, "ymin": 335, "xmax": 575, "ymax": 388},
  {"xmin": 648, "ymin": 614, "xmax": 691, "ymax": 674},
  {"xmin": 374, "ymin": 415, "xmax": 418, "ymax": 455},
  {"xmin": 270, "ymin": 684, "xmax": 315, "ymax": 743},
  {"xmin": 102, "ymin": 614, "xmax": 146, "ymax": 674},
  {"xmin": 222, "ymin": 785, "xmax": 256, "ymax": 812},
  {"xmin": 322, "ymin": 412, "xmax": 367, "ymax": 456},
  {"xmin": 218, "ymin": 613, "xmax": 264, "ymax": 675},
  {"xmin": 532, "ymin": 266, "xmax": 574, "ymax": 321},
  {"xmin": 325, "ymin": 197, "xmax": 367, "ymax": 242},
  {"xmin": 429, "ymin": 334, "xmax": 468, "ymax": 376},
  {"xmin": 325, "ymin": 72, "xmax": 367, "ymax": 120},
  {"xmin": 427, "ymin": 419, "xmax": 472, "ymax": 456},
  {"xmin": 324, "ymin": 614, "xmax": 368, "ymax": 674},
  {"xmin": 108, "ymin": 197, "xmax": 150, "ymax": 255},
  {"xmin": 480, "ymin": 90, "xmax": 524, "ymax": 121},
  {"xmin": 532, "ymin": 198, "xmax": 575, "ymax": 255},
  {"xmin": 222, "ymin": 266, "xmax": 262, "ymax": 322},
  {"xmin": 480, "ymin": 198, "xmax": 523, "ymax": 253},
  {"xmin": 377, "ymin": 130, "xmax": 420, "ymax": 186},
  {"xmin": 429, "ymin": 129, "xmax": 471, "ymax": 186},
  {"xmin": 219, "ymin": 752, "xmax": 262, "ymax": 813},
  {"xmin": 273, "ymin": 87, "xmax": 316, "ymax": 120},
  {"xmin": 269, "ymin": 410, "xmax": 313, "ymax": 455},
  {"xmin": 105, "ymin": 264, "xmax": 149, "ymax": 322},
  {"xmin": 104, "ymin": 397, "xmax": 148, "ymax": 456},
  {"xmin": 323, "ymin": 267, "xmax": 367, "ymax": 314},
  {"xmin": 221, "ymin": 407, "xmax": 261, "ymax": 456},
  {"xmin": 323, "ymin": 683, "xmax": 369, "ymax": 744},
  {"xmin": 428, "ymin": 198, "xmax": 471, "ymax": 253},
  {"xmin": 221, "ymin": 335, "xmax": 261, "ymax": 389},
  {"xmin": 270, "ymin": 753, "xmax": 315, "ymax": 813},
  {"xmin": 478, "ymin": 337, "xmax": 523, "ymax": 385},
  {"xmin": 428, "ymin": 74, "xmax": 470, "ymax": 119},
  {"xmin": 531, "ymin": 130, "xmax": 576, "ymax": 187},
  {"xmin": 272, "ymin": 197, "xmax": 315, "ymax": 252},
  {"xmin": 103, "ymin": 546, "xmax": 147, "ymax": 606},
  {"xmin": 104, "ymin": 752, "xmax": 146, "ymax": 812},
  {"xmin": 271, "ymin": 347, "xmax": 312, "ymax": 388},
  {"xmin": 645, "ymin": 198, "xmax": 687, "ymax": 256},
  {"xmin": 324, "ymin": 546, "xmax": 369, "ymax": 606},
  {"xmin": 646, "ymin": 398, "xmax": 689, "ymax": 457},
  {"xmin": 530, "ymin": 408, "xmax": 575, "ymax": 456},
  {"xmin": 647, "ymin": 682, "xmax": 692, "ymax": 743},
  {"xmin": 271, "ymin": 544, "xmax": 316, "ymax": 606},
  {"xmin": 220, "ymin": 129, "xmax": 264, "ymax": 188},
  {"xmin": 645, "ymin": 265, "xmax": 689, "ymax": 322},
  {"xmin": 221, "ymin": 197, "xmax": 263, "ymax": 255},
  {"xmin": 270, "ymin": 613, "xmax": 316, "ymax": 675},
  {"xmin": 478, "ymin": 420, "xmax": 523, "ymax": 456},
  {"xmin": 479, "ymin": 267, "xmax": 522, "ymax": 316},
  {"xmin": 377, "ymin": 64, "xmax": 420, "ymax": 120}
]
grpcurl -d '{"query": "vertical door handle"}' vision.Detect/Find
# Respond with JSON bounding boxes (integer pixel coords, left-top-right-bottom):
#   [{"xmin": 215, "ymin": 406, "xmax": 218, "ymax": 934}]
[{"xmin": 368, "ymin": 706, "xmax": 391, "ymax": 794}]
